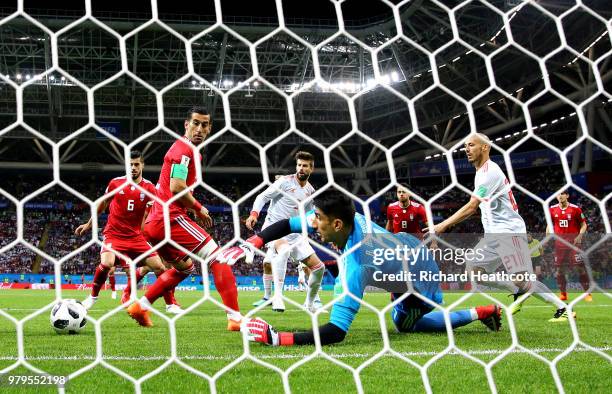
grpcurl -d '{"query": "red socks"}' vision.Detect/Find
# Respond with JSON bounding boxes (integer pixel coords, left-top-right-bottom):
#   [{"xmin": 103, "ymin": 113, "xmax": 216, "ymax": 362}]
[
  {"xmin": 144, "ymin": 265, "xmax": 193, "ymax": 304},
  {"xmin": 556, "ymin": 272, "xmax": 567, "ymax": 293},
  {"xmin": 91, "ymin": 264, "xmax": 110, "ymax": 297},
  {"xmin": 210, "ymin": 261, "xmax": 239, "ymax": 313},
  {"xmin": 579, "ymin": 271, "xmax": 590, "ymax": 291},
  {"xmin": 108, "ymin": 273, "xmax": 116, "ymax": 291},
  {"xmin": 122, "ymin": 267, "xmax": 145, "ymax": 301}
]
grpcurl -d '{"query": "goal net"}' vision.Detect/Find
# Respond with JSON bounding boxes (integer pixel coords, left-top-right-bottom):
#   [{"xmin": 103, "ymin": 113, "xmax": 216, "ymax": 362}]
[{"xmin": 0, "ymin": 0, "xmax": 609, "ymax": 392}]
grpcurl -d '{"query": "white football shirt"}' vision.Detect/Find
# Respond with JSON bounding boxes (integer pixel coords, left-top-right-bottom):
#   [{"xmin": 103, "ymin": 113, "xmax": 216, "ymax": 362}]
[
  {"xmin": 473, "ymin": 160, "xmax": 526, "ymax": 233},
  {"xmin": 252, "ymin": 175, "xmax": 315, "ymax": 242}
]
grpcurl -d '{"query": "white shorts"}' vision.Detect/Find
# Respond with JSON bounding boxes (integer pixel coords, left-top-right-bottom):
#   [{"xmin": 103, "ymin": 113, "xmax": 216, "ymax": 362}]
[
  {"xmin": 467, "ymin": 234, "xmax": 533, "ymax": 274},
  {"xmin": 263, "ymin": 237, "xmax": 316, "ymax": 264}
]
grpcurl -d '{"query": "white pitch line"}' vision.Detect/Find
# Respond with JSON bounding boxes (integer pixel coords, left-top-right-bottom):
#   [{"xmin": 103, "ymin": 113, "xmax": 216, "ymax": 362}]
[
  {"xmin": 0, "ymin": 305, "xmax": 611, "ymax": 312},
  {"xmin": 0, "ymin": 346, "xmax": 609, "ymax": 362}
]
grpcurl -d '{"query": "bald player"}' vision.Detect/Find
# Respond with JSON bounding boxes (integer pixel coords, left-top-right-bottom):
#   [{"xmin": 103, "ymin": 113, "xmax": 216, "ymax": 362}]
[{"xmin": 425, "ymin": 133, "xmax": 571, "ymax": 322}]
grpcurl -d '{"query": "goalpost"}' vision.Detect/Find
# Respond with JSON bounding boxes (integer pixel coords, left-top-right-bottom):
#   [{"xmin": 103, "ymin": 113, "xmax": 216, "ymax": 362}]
[{"xmin": 0, "ymin": 0, "xmax": 609, "ymax": 392}]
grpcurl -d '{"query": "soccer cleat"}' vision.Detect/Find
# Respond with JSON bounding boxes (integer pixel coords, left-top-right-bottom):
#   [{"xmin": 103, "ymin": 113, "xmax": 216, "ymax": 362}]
[
  {"xmin": 584, "ymin": 294, "xmax": 593, "ymax": 302},
  {"xmin": 476, "ymin": 305, "xmax": 502, "ymax": 331},
  {"xmin": 252, "ymin": 298, "xmax": 269, "ymax": 307},
  {"xmin": 272, "ymin": 297, "xmax": 285, "ymax": 312},
  {"xmin": 165, "ymin": 304, "xmax": 184, "ymax": 315},
  {"xmin": 559, "ymin": 292, "xmax": 568, "ymax": 301},
  {"xmin": 111, "ymin": 291, "xmax": 117, "ymax": 300},
  {"xmin": 305, "ymin": 299, "xmax": 328, "ymax": 314},
  {"xmin": 127, "ymin": 302, "xmax": 153, "ymax": 327},
  {"xmin": 549, "ymin": 308, "xmax": 576, "ymax": 322},
  {"xmin": 82, "ymin": 295, "xmax": 97, "ymax": 310},
  {"xmin": 227, "ymin": 318, "xmax": 242, "ymax": 332},
  {"xmin": 508, "ymin": 291, "xmax": 526, "ymax": 315}
]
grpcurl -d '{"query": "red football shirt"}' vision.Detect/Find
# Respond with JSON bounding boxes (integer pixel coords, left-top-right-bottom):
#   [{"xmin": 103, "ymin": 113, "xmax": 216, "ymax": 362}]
[
  {"xmin": 549, "ymin": 203, "xmax": 586, "ymax": 249},
  {"xmin": 103, "ymin": 177, "xmax": 156, "ymax": 239},
  {"xmin": 386, "ymin": 201, "xmax": 427, "ymax": 235},
  {"xmin": 147, "ymin": 136, "xmax": 201, "ymax": 221}
]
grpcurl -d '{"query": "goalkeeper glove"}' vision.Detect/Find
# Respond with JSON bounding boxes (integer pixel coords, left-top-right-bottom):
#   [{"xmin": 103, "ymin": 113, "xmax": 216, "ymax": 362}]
[
  {"xmin": 217, "ymin": 235, "xmax": 264, "ymax": 265},
  {"xmin": 241, "ymin": 317, "xmax": 294, "ymax": 346}
]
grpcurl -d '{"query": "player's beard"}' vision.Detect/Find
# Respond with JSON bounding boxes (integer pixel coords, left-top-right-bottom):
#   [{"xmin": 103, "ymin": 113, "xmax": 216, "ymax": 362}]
[
  {"xmin": 132, "ymin": 172, "xmax": 140, "ymax": 181},
  {"xmin": 297, "ymin": 172, "xmax": 309, "ymax": 182}
]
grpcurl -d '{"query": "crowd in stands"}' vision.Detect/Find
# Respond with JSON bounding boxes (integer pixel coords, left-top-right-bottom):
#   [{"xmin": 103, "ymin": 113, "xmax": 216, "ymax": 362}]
[{"xmin": 0, "ymin": 169, "xmax": 608, "ymax": 286}]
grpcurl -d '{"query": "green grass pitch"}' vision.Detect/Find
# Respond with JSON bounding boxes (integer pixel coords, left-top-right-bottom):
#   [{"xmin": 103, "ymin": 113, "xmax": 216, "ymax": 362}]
[{"xmin": 0, "ymin": 289, "xmax": 609, "ymax": 393}]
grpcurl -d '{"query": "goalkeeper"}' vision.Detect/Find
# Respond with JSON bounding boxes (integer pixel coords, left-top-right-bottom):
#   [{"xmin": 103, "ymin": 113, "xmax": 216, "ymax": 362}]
[{"xmin": 219, "ymin": 190, "xmax": 502, "ymax": 346}]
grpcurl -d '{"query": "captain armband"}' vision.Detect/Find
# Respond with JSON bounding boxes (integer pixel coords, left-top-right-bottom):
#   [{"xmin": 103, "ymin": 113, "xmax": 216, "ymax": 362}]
[{"xmin": 170, "ymin": 163, "xmax": 188, "ymax": 180}]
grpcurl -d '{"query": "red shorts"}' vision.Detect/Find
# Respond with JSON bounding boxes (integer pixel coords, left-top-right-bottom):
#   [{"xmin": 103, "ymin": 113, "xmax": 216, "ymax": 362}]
[
  {"xmin": 143, "ymin": 215, "xmax": 215, "ymax": 262},
  {"xmin": 100, "ymin": 235, "xmax": 158, "ymax": 268},
  {"xmin": 554, "ymin": 248, "xmax": 582, "ymax": 267}
]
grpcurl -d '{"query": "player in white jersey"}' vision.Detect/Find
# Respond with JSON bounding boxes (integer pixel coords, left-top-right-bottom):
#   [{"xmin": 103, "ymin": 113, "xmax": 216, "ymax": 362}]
[
  {"xmin": 245, "ymin": 151, "xmax": 326, "ymax": 312},
  {"xmin": 426, "ymin": 133, "xmax": 571, "ymax": 322}
]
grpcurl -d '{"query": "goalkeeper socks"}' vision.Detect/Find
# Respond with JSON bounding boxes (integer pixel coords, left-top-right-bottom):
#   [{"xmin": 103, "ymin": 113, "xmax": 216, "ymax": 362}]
[
  {"xmin": 306, "ymin": 262, "xmax": 324, "ymax": 306},
  {"xmin": 412, "ymin": 310, "xmax": 474, "ymax": 332},
  {"xmin": 556, "ymin": 272, "xmax": 567, "ymax": 293},
  {"xmin": 108, "ymin": 273, "xmax": 116, "ymax": 291},
  {"xmin": 210, "ymin": 261, "xmax": 240, "ymax": 314},
  {"xmin": 263, "ymin": 274, "xmax": 272, "ymax": 299},
  {"xmin": 144, "ymin": 265, "xmax": 193, "ymax": 304},
  {"xmin": 92, "ymin": 264, "xmax": 110, "ymax": 297}
]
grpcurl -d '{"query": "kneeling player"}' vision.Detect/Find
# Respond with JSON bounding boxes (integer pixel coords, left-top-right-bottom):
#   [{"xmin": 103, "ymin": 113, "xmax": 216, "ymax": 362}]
[
  {"xmin": 220, "ymin": 191, "xmax": 501, "ymax": 346},
  {"xmin": 75, "ymin": 151, "xmax": 181, "ymax": 314}
]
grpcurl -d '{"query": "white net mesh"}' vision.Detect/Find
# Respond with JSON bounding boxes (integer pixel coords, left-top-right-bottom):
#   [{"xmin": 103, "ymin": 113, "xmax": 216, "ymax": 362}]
[{"xmin": 0, "ymin": 0, "xmax": 610, "ymax": 392}]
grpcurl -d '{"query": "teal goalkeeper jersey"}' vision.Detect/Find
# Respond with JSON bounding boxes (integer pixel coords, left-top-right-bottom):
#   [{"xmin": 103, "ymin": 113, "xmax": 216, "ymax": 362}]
[{"xmin": 288, "ymin": 212, "xmax": 443, "ymax": 332}]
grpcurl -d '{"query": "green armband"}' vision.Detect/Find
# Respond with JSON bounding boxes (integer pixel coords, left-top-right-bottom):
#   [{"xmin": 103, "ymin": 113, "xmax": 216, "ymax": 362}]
[
  {"xmin": 476, "ymin": 185, "xmax": 488, "ymax": 198},
  {"xmin": 170, "ymin": 163, "xmax": 188, "ymax": 180}
]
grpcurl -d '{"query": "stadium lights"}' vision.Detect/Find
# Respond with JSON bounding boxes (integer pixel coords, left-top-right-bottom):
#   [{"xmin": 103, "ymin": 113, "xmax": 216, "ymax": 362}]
[
  {"xmin": 253, "ymin": 81, "xmax": 259, "ymax": 87},
  {"xmin": 425, "ymin": 156, "xmax": 432, "ymax": 160},
  {"xmin": 390, "ymin": 71, "xmax": 399, "ymax": 82},
  {"xmin": 223, "ymin": 80, "xmax": 233, "ymax": 87},
  {"xmin": 49, "ymin": 75, "xmax": 55, "ymax": 81},
  {"xmin": 191, "ymin": 80, "xmax": 197, "ymax": 85},
  {"xmin": 26, "ymin": 74, "xmax": 31, "ymax": 80},
  {"xmin": 61, "ymin": 76, "xmax": 65, "ymax": 81},
  {"xmin": 16, "ymin": 74, "xmax": 22, "ymax": 80}
]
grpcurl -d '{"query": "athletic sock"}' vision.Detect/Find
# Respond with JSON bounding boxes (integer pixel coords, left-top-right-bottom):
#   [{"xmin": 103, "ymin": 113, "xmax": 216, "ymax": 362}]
[
  {"xmin": 306, "ymin": 262, "xmax": 325, "ymax": 306},
  {"xmin": 556, "ymin": 272, "xmax": 567, "ymax": 293},
  {"xmin": 108, "ymin": 273, "xmax": 116, "ymax": 291},
  {"xmin": 92, "ymin": 264, "xmax": 110, "ymax": 297},
  {"xmin": 527, "ymin": 280, "xmax": 566, "ymax": 309},
  {"xmin": 263, "ymin": 273, "xmax": 273, "ymax": 299},
  {"xmin": 144, "ymin": 265, "xmax": 193, "ymax": 305},
  {"xmin": 578, "ymin": 271, "xmax": 590, "ymax": 292},
  {"xmin": 123, "ymin": 266, "xmax": 145, "ymax": 300},
  {"xmin": 272, "ymin": 246, "xmax": 290, "ymax": 300},
  {"xmin": 412, "ymin": 310, "xmax": 474, "ymax": 332},
  {"xmin": 210, "ymin": 261, "xmax": 240, "ymax": 315}
]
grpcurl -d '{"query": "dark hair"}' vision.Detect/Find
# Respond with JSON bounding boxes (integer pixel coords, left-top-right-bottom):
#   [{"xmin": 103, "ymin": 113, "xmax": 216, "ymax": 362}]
[
  {"xmin": 187, "ymin": 105, "xmax": 209, "ymax": 120},
  {"xmin": 130, "ymin": 150, "xmax": 144, "ymax": 161},
  {"xmin": 314, "ymin": 190, "xmax": 355, "ymax": 225},
  {"xmin": 560, "ymin": 190, "xmax": 569, "ymax": 195},
  {"xmin": 295, "ymin": 151, "xmax": 315, "ymax": 163}
]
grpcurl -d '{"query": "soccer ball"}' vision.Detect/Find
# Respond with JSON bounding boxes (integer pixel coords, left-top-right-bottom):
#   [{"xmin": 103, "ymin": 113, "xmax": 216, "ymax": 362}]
[{"xmin": 50, "ymin": 299, "xmax": 88, "ymax": 334}]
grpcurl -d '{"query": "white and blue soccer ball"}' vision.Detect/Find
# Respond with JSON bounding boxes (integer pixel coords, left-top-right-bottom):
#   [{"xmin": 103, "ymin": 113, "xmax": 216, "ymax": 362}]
[{"xmin": 50, "ymin": 299, "xmax": 88, "ymax": 334}]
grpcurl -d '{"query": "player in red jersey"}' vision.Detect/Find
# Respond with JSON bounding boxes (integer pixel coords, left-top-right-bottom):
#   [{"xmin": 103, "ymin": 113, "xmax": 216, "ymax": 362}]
[
  {"xmin": 385, "ymin": 186, "xmax": 428, "ymax": 236},
  {"xmin": 547, "ymin": 191, "xmax": 589, "ymax": 301},
  {"xmin": 128, "ymin": 106, "xmax": 241, "ymax": 330},
  {"xmin": 75, "ymin": 151, "xmax": 182, "ymax": 314}
]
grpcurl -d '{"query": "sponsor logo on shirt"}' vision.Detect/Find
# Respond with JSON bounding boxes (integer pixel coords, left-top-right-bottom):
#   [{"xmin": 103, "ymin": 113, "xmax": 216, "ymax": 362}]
[{"xmin": 180, "ymin": 155, "xmax": 190, "ymax": 166}]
